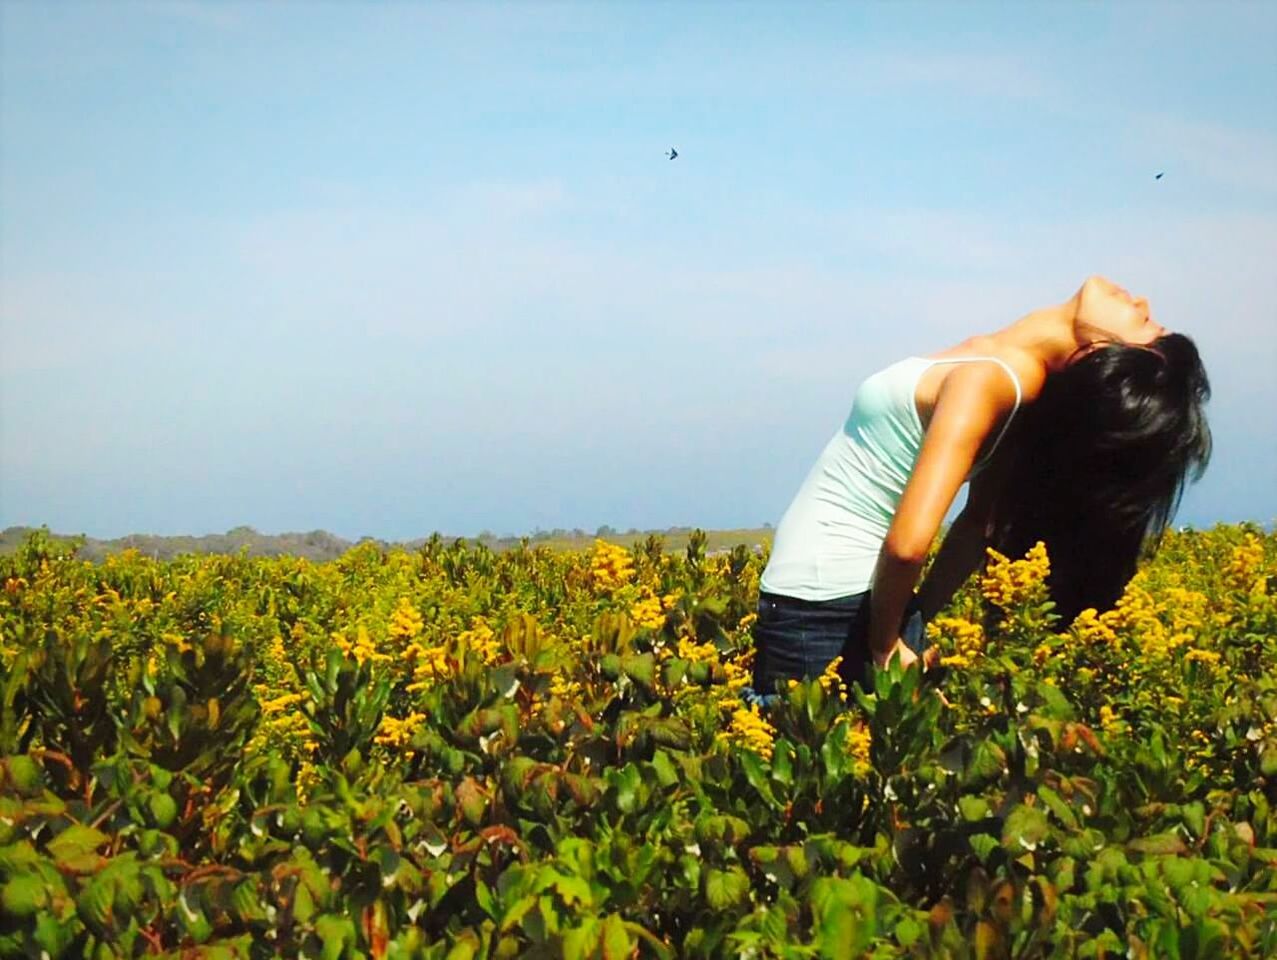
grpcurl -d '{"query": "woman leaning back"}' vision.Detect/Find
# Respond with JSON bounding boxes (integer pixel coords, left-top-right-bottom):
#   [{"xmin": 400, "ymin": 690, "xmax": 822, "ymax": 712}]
[{"xmin": 747, "ymin": 274, "xmax": 1213, "ymax": 703}]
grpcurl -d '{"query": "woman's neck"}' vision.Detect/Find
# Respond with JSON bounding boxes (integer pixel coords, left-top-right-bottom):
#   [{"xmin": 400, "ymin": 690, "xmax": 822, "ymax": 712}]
[{"xmin": 992, "ymin": 291, "xmax": 1088, "ymax": 374}]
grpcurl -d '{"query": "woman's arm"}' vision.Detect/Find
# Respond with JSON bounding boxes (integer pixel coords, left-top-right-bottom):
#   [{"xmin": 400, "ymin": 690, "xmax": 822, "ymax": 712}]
[
  {"xmin": 914, "ymin": 509, "xmax": 989, "ymax": 623},
  {"xmin": 914, "ymin": 456, "xmax": 1007, "ymax": 622},
  {"xmin": 867, "ymin": 363, "xmax": 1018, "ymax": 665}
]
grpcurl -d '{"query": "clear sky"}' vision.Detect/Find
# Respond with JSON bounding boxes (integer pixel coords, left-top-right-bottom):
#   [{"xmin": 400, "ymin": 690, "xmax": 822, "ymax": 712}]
[{"xmin": 2, "ymin": 1, "xmax": 1274, "ymax": 540}]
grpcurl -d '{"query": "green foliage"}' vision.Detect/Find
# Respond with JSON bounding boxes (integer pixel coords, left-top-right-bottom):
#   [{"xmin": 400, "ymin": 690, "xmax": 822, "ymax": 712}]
[{"xmin": 0, "ymin": 525, "xmax": 1273, "ymax": 956}]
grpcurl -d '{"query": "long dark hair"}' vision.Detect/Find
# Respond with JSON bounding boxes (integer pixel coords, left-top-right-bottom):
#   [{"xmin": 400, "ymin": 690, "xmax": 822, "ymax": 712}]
[{"xmin": 987, "ymin": 332, "xmax": 1212, "ymax": 623}]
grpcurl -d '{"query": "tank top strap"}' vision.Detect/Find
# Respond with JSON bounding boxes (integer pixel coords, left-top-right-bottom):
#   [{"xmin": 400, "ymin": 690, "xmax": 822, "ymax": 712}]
[{"xmin": 914, "ymin": 355, "xmax": 1023, "ymax": 467}]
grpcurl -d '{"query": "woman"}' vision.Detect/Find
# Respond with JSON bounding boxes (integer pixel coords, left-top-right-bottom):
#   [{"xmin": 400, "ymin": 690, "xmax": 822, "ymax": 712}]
[{"xmin": 748, "ymin": 275, "xmax": 1212, "ymax": 702}]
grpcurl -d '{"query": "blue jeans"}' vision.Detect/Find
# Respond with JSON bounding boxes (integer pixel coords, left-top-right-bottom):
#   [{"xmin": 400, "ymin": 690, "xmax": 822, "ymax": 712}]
[{"xmin": 742, "ymin": 590, "xmax": 928, "ymax": 709}]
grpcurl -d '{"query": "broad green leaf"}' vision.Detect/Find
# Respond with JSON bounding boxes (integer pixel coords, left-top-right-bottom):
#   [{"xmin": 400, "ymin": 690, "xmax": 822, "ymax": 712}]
[
  {"xmin": 704, "ymin": 867, "xmax": 750, "ymax": 910},
  {"xmin": 1, "ymin": 874, "xmax": 47, "ymax": 916},
  {"xmin": 47, "ymin": 824, "xmax": 109, "ymax": 865},
  {"xmin": 1001, "ymin": 804, "xmax": 1050, "ymax": 854},
  {"xmin": 601, "ymin": 913, "xmax": 634, "ymax": 960}
]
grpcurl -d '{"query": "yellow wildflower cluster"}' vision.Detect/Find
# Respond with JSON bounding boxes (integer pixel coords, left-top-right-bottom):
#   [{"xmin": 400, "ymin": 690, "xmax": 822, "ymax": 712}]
[
  {"xmin": 388, "ymin": 597, "xmax": 424, "ymax": 641},
  {"xmin": 927, "ymin": 616, "xmax": 985, "ymax": 669},
  {"xmin": 590, "ymin": 541, "xmax": 635, "ymax": 592},
  {"xmin": 375, "ymin": 711, "xmax": 427, "ymax": 749},
  {"xmin": 161, "ymin": 631, "xmax": 193, "ymax": 655},
  {"xmin": 630, "ymin": 589, "xmax": 666, "ymax": 631},
  {"xmin": 296, "ymin": 760, "xmax": 322, "ymax": 805},
  {"xmin": 661, "ymin": 589, "xmax": 684, "ymax": 611},
  {"xmin": 718, "ymin": 705, "xmax": 777, "ymax": 760},
  {"xmin": 1183, "ymin": 648, "xmax": 1221, "ymax": 667},
  {"xmin": 1162, "ymin": 587, "xmax": 1211, "ymax": 635},
  {"xmin": 1098, "ymin": 704, "xmax": 1122, "ymax": 735},
  {"xmin": 819, "ymin": 656, "xmax": 848, "ymax": 702},
  {"xmin": 1071, "ymin": 608, "xmax": 1119, "ymax": 646},
  {"xmin": 334, "ymin": 625, "xmax": 392, "ymax": 666},
  {"xmin": 836, "ymin": 715, "xmax": 873, "ymax": 777},
  {"xmin": 246, "ymin": 688, "xmax": 315, "ymax": 760},
  {"xmin": 405, "ymin": 641, "xmax": 451, "ymax": 693},
  {"xmin": 458, "ymin": 617, "xmax": 501, "ymax": 665},
  {"xmin": 259, "ymin": 691, "xmax": 305, "ymax": 715},
  {"xmin": 676, "ymin": 632, "xmax": 719, "ymax": 664},
  {"xmin": 980, "ymin": 541, "xmax": 1050, "ymax": 609},
  {"xmin": 549, "ymin": 673, "xmax": 583, "ymax": 703},
  {"xmin": 1225, "ymin": 534, "xmax": 1269, "ymax": 594}
]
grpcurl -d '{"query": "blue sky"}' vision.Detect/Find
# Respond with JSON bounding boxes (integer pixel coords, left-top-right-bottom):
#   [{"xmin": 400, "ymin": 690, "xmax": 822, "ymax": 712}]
[{"xmin": 2, "ymin": 1, "xmax": 1274, "ymax": 540}]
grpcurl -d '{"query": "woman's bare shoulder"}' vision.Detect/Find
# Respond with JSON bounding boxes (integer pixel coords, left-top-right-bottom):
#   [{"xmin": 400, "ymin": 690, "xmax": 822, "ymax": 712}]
[{"xmin": 931, "ymin": 336, "xmax": 1047, "ymax": 404}]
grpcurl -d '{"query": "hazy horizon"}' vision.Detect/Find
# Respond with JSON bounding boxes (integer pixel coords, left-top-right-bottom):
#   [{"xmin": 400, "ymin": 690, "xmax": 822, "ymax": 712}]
[{"xmin": 3, "ymin": 2, "xmax": 1275, "ymax": 541}]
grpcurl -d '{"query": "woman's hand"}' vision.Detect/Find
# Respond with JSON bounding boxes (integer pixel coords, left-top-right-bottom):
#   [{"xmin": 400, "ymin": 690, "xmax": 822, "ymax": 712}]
[
  {"xmin": 872, "ymin": 638, "xmax": 919, "ymax": 672},
  {"xmin": 872, "ymin": 641, "xmax": 949, "ymax": 705}
]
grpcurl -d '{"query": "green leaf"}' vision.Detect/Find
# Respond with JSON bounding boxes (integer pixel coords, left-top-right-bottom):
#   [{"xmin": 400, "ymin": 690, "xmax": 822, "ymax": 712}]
[
  {"xmin": 1128, "ymin": 833, "xmax": 1189, "ymax": 856},
  {"xmin": 965, "ymin": 740, "xmax": 1007, "ymax": 786},
  {"xmin": 1, "ymin": 873, "xmax": 47, "ymax": 916},
  {"xmin": 292, "ymin": 881, "xmax": 315, "ymax": 924},
  {"xmin": 1037, "ymin": 786, "xmax": 1078, "ymax": 830},
  {"xmin": 969, "ymin": 834, "xmax": 999, "ymax": 864},
  {"xmin": 958, "ymin": 796, "xmax": 991, "ymax": 821},
  {"xmin": 620, "ymin": 653, "xmax": 656, "ymax": 692},
  {"xmin": 739, "ymin": 750, "xmax": 781, "ymax": 810},
  {"xmin": 148, "ymin": 792, "xmax": 178, "ymax": 830},
  {"xmin": 315, "ymin": 913, "xmax": 356, "ymax": 960},
  {"xmin": 47, "ymin": 824, "xmax": 109, "ymax": 865},
  {"xmin": 601, "ymin": 913, "xmax": 634, "ymax": 960},
  {"xmin": 894, "ymin": 914, "xmax": 924, "ymax": 948},
  {"xmin": 704, "ymin": 867, "xmax": 749, "ymax": 910},
  {"xmin": 771, "ymin": 739, "xmax": 794, "ymax": 786},
  {"xmin": 5, "ymin": 756, "xmax": 42, "ymax": 795},
  {"xmin": 1001, "ymin": 804, "xmax": 1050, "ymax": 854},
  {"xmin": 562, "ymin": 918, "xmax": 601, "ymax": 960},
  {"xmin": 1181, "ymin": 801, "xmax": 1206, "ymax": 839},
  {"xmin": 650, "ymin": 750, "xmax": 679, "ymax": 789}
]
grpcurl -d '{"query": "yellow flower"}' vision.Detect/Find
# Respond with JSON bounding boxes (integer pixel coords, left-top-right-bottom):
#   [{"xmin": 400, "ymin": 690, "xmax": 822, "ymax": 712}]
[
  {"xmin": 549, "ymin": 673, "xmax": 583, "ymax": 703},
  {"xmin": 375, "ymin": 711, "xmax": 427, "ymax": 749},
  {"xmin": 819, "ymin": 656, "xmax": 848, "ymax": 702},
  {"xmin": 458, "ymin": 617, "xmax": 500, "ymax": 665},
  {"xmin": 590, "ymin": 540, "xmax": 635, "ymax": 592},
  {"xmin": 630, "ymin": 590, "xmax": 666, "ymax": 631},
  {"xmin": 405, "ymin": 641, "xmax": 451, "ymax": 692},
  {"xmin": 1098, "ymin": 704, "xmax": 1121, "ymax": 734},
  {"xmin": 1071, "ymin": 608, "xmax": 1118, "ymax": 645},
  {"xmin": 1225, "ymin": 533, "xmax": 1267, "ymax": 594},
  {"xmin": 980, "ymin": 541, "xmax": 1050, "ymax": 610},
  {"xmin": 388, "ymin": 597, "xmax": 424, "ymax": 641},
  {"xmin": 928, "ymin": 616, "xmax": 985, "ymax": 669},
  {"xmin": 677, "ymin": 633, "xmax": 718, "ymax": 665},
  {"xmin": 260, "ymin": 692, "xmax": 305, "ymax": 715},
  {"xmin": 718, "ymin": 705, "xmax": 777, "ymax": 760},
  {"xmin": 1183, "ymin": 648, "xmax": 1220, "ymax": 666},
  {"xmin": 836, "ymin": 715, "xmax": 873, "ymax": 776},
  {"xmin": 333, "ymin": 625, "xmax": 392, "ymax": 667}
]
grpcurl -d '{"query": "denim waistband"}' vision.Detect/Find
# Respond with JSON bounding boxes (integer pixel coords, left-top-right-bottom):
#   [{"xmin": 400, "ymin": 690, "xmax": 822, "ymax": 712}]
[{"xmin": 758, "ymin": 589, "xmax": 867, "ymax": 611}]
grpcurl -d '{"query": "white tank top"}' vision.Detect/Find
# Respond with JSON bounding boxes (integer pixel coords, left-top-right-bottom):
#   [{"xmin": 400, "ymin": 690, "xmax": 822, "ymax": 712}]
[{"xmin": 760, "ymin": 355, "xmax": 1023, "ymax": 600}]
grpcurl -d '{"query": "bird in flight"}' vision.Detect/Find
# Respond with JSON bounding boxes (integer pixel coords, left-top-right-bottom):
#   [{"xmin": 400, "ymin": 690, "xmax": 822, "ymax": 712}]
[
  {"xmin": 1155, "ymin": 172, "xmax": 1164, "ymax": 179},
  {"xmin": 666, "ymin": 147, "xmax": 678, "ymax": 160}
]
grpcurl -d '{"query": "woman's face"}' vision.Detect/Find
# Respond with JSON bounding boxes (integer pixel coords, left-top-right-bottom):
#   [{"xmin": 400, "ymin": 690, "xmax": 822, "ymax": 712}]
[{"xmin": 1076, "ymin": 275, "xmax": 1168, "ymax": 346}]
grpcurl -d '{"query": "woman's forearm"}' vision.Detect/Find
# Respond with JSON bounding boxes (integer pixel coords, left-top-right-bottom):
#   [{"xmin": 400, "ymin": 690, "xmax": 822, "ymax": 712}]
[
  {"xmin": 867, "ymin": 549, "xmax": 925, "ymax": 660},
  {"xmin": 915, "ymin": 511, "xmax": 989, "ymax": 622}
]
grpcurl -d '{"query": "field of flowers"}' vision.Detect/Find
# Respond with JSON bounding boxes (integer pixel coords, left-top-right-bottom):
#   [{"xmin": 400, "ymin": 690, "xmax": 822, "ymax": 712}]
[{"xmin": 0, "ymin": 523, "xmax": 1274, "ymax": 959}]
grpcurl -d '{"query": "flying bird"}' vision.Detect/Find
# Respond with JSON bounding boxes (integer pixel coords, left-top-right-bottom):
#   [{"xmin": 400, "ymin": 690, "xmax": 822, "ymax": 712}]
[
  {"xmin": 1155, "ymin": 172, "xmax": 1164, "ymax": 179},
  {"xmin": 666, "ymin": 147, "xmax": 678, "ymax": 160}
]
